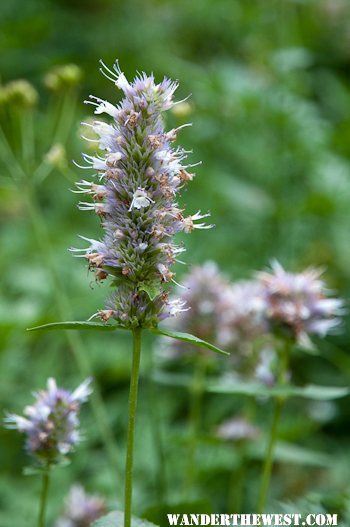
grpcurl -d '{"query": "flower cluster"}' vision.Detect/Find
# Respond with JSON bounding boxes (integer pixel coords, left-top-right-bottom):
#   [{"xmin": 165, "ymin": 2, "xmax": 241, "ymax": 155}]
[
  {"xmin": 218, "ymin": 279, "xmax": 267, "ymax": 353},
  {"xmin": 5, "ymin": 378, "xmax": 92, "ymax": 466},
  {"xmin": 176, "ymin": 262, "xmax": 232, "ymax": 342},
  {"xmin": 161, "ymin": 260, "xmax": 342, "ymax": 367},
  {"xmin": 256, "ymin": 261, "xmax": 343, "ymax": 347},
  {"xmin": 72, "ymin": 60, "xmax": 211, "ymax": 329},
  {"xmin": 162, "ymin": 262, "xmax": 267, "ymax": 361},
  {"xmin": 55, "ymin": 484, "xmax": 106, "ymax": 527}
]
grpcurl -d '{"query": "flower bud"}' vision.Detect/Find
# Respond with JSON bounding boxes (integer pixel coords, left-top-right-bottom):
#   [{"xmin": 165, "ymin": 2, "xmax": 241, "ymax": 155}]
[
  {"xmin": 44, "ymin": 64, "xmax": 83, "ymax": 91},
  {"xmin": 2, "ymin": 80, "xmax": 38, "ymax": 109}
]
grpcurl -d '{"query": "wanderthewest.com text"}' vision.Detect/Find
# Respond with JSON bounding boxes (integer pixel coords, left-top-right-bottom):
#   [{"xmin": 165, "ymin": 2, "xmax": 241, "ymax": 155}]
[{"xmin": 167, "ymin": 513, "xmax": 338, "ymax": 526}]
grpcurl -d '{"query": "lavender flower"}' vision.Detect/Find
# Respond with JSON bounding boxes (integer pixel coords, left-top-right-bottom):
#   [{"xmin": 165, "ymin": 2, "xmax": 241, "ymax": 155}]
[
  {"xmin": 256, "ymin": 260, "xmax": 343, "ymax": 347},
  {"xmin": 55, "ymin": 484, "xmax": 106, "ymax": 527},
  {"xmin": 218, "ymin": 279, "xmax": 267, "ymax": 353},
  {"xmin": 71, "ymin": 60, "xmax": 211, "ymax": 329},
  {"xmin": 4, "ymin": 378, "xmax": 92, "ymax": 466},
  {"xmin": 161, "ymin": 262, "xmax": 232, "ymax": 357},
  {"xmin": 216, "ymin": 417, "xmax": 260, "ymax": 442},
  {"xmin": 161, "ymin": 263, "xmax": 268, "ymax": 364}
]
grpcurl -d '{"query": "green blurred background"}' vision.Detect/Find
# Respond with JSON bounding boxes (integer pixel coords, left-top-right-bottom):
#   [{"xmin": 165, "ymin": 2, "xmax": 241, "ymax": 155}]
[{"xmin": 1, "ymin": 0, "xmax": 350, "ymax": 525}]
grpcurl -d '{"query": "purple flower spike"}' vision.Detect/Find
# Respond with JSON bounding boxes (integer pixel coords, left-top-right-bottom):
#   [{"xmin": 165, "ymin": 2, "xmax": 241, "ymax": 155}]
[
  {"xmin": 4, "ymin": 378, "xmax": 92, "ymax": 466},
  {"xmin": 71, "ymin": 60, "xmax": 211, "ymax": 329}
]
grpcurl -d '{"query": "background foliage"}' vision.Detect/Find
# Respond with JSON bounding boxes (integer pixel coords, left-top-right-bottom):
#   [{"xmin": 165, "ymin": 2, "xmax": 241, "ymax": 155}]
[{"xmin": 1, "ymin": 0, "xmax": 350, "ymax": 525}]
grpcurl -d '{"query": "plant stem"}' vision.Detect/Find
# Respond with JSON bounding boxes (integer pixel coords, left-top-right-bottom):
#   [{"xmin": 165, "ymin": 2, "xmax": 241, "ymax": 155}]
[
  {"xmin": 257, "ymin": 340, "xmax": 290, "ymax": 512},
  {"xmin": 38, "ymin": 468, "xmax": 50, "ymax": 527},
  {"xmin": 147, "ymin": 354, "xmax": 168, "ymax": 507},
  {"xmin": 52, "ymin": 91, "xmax": 77, "ymax": 145},
  {"xmin": 124, "ymin": 328, "xmax": 142, "ymax": 527},
  {"xmin": 257, "ymin": 396, "xmax": 284, "ymax": 513},
  {"xmin": 19, "ymin": 110, "xmax": 35, "ymax": 169},
  {"xmin": 228, "ymin": 445, "xmax": 246, "ymax": 513},
  {"xmin": 184, "ymin": 354, "xmax": 207, "ymax": 496}
]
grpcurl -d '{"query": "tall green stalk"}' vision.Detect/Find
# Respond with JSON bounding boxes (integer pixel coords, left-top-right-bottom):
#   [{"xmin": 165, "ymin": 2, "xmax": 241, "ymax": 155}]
[
  {"xmin": 124, "ymin": 328, "xmax": 142, "ymax": 527},
  {"xmin": 257, "ymin": 340, "xmax": 290, "ymax": 512},
  {"xmin": 38, "ymin": 467, "xmax": 50, "ymax": 527}
]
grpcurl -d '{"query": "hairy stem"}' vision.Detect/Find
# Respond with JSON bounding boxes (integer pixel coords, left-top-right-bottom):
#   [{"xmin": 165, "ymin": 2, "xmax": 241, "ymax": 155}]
[
  {"xmin": 38, "ymin": 468, "xmax": 50, "ymax": 527},
  {"xmin": 124, "ymin": 328, "xmax": 142, "ymax": 527}
]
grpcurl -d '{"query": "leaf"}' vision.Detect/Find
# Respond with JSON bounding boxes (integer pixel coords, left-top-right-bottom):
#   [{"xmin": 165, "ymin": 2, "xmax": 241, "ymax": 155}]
[
  {"xmin": 153, "ymin": 373, "xmax": 349, "ymax": 400},
  {"xmin": 248, "ymin": 440, "xmax": 331, "ymax": 467},
  {"xmin": 208, "ymin": 381, "xmax": 350, "ymax": 400},
  {"xmin": 23, "ymin": 466, "xmax": 46, "ymax": 476},
  {"xmin": 139, "ymin": 283, "xmax": 161, "ymax": 301},
  {"xmin": 23, "ymin": 458, "xmax": 70, "ymax": 476},
  {"xmin": 27, "ymin": 321, "xmax": 127, "ymax": 332},
  {"xmin": 150, "ymin": 327, "xmax": 230, "ymax": 356},
  {"xmin": 295, "ymin": 385, "xmax": 350, "ymax": 400},
  {"xmin": 152, "ymin": 371, "xmax": 192, "ymax": 388},
  {"xmin": 92, "ymin": 511, "xmax": 158, "ymax": 527}
]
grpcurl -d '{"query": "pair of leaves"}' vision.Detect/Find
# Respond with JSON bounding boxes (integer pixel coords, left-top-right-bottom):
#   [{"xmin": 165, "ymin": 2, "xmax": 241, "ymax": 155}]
[
  {"xmin": 27, "ymin": 321, "xmax": 349, "ymax": 400},
  {"xmin": 27, "ymin": 321, "xmax": 229, "ymax": 356}
]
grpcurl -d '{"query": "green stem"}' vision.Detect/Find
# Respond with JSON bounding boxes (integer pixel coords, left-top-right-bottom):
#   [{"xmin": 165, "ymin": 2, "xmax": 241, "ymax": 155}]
[
  {"xmin": 38, "ymin": 468, "xmax": 50, "ymax": 527},
  {"xmin": 257, "ymin": 340, "xmax": 290, "ymax": 512},
  {"xmin": 228, "ymin": 446, "xmax": 246, "ymax": 513},
  {"xmin": 0, "ymin": 126, "xmax": 26, "ymax": 182},
  {"xmin": 124, "ymin": 328, "xmax": 142, "ymax": 527},
  {"xmin": 52, "ymin": 91, "xmax": 77, "ymax": 145},
  {"xmin": 184, "ymin": 355, "xmax": 207, "ymax": 496},
  {"xmin": 20, "ymin": 110, "xmax": 35, "ymax": 169},
  {"xmin": 257, "ymin": 396, "xmax": 284, "ymax": 513},
  {"xmin": 148, "ymin": 356, "xmax": 168, "ymax": 507}
]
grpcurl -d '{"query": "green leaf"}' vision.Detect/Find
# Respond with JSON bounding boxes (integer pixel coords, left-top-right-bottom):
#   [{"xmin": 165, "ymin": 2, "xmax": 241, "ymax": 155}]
[
  {"xmin": 248, "ymin": 440, "xmax": 331, "ymax": 467},
  {"xmin": 153, "ymin": 372, "xmax": 349, "ymax": 400},
  {"xmin": 152, "ymin": 371, "xmax": 192, "ymax": 388},
  {"xmin": 23, "ymin": 466, "xmax": 46, "ymax": 476},
  {"xmin": 139, "ymin": 283, "xmax": 161, "ymax": 301},
  {"xmin": 23, "ymin": 458, "xmax": 70, "ymax": 476},
  {"xmin": 208, "ymin": 381, "xmax": 350, "ymax": 400},
  {"xmin": 150, "ymin": 327, "xmax": 230, "ymax": 356},
  {"xmin": 92, "ymin": 511, "xmax": 158, "ymax": 527},
  {"xmin": 294, "ymin": 385, "xmax": 350, "ymax": 400},
  {"xmin": 27, "ymin": 321, "xmax": 127, "ymax": 332}
]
